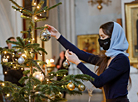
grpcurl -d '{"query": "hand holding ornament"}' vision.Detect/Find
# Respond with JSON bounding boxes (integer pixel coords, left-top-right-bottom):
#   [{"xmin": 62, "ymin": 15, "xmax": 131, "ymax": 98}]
[
  {"xmin": 65, "ymin": 49, "xmax": 81, "ymax": 65},
  {"xmin": 44, "ymin": 24, "xmax": 61, "ymax": 39}
]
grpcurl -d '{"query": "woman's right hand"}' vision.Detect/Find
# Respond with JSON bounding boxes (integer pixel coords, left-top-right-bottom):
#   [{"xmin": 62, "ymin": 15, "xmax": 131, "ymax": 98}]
[{"xmin": 44, "ymin": 24, "xmax": 61, "ymax": 39}]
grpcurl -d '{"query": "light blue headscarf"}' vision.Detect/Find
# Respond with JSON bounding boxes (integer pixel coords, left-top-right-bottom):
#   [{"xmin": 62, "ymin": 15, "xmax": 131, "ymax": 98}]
[{"xmin": 105, "ymin": 22, "xmax": 129, "ymax": 57}]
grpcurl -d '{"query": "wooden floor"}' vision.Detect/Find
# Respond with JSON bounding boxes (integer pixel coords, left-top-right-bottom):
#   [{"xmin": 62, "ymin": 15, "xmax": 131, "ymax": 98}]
[{"xmin": 66, "ymin": 91, "xmax": 103, "ymax": 102}]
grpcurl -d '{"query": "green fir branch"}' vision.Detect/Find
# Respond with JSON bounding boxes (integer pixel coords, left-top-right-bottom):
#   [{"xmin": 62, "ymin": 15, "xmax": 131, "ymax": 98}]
[
  {"xmin": 35, "ymin": 6, "xmax": 48, "ymax": 16},
  {"xmin": 36, "ymin": 47, "xmax": 47, "ymax": 54},
  {"xmin": 19, "ymin": 76, "xmax": 28, "ymax": 84},
  {"xmin": 47, "ymin": 2, "xmax": 62, "ymax": 11},
  {"xmin": 32, "ymin": 60, "xmax": 45, "ymax": 76},
  {"xmin": 34, "ymin": 0, "xmax": 45, "ymax": 14},
  {"xmin": 6, "ymin": 40, "xmax": 21, "ymax": 46},
  {"xmin": 20, "ymin": 31, "xmax": 28, "ymax": 34},
  {"xmin": 12, "ymin": 6, "xmax": 32, "ymax": 16},
  {"xmin": 21, "ymin": 15, "xmax": 31, "ymax": 20},
  {"xmin": 16, "ymin": 37, "xmax": 25, "ymax": 47},
  {"xmin": 25, "ymin": 43, "xmax": 40, "ymax": 49},
  {"xmin": 32, "ymin": 77, "xmax": 41, "ymax": 85},
  {"xmin": 35, "ymin": 18, "xmax": 47, "ymax": 22},
  {"xmin": 9, "ymin": 0, "xmax": 23, "ymax": 9},
  {"xmin": 35, "ymin": 26, "xmax": 48, "ymax": 30}
]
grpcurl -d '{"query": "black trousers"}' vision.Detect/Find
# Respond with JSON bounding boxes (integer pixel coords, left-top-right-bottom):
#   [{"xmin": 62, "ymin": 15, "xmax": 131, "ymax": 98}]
[{"xmin": 106, "ymin": 95, "xmax": 129, "ymax": 102}]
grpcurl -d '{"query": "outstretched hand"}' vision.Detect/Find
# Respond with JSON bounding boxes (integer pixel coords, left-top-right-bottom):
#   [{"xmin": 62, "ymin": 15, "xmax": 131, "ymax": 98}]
[
  {"xmin": 65, "ymin": 49, "xmax": 81, "ymax": 65},
  {"xmin": 44, "ymin": 24, "xmax": 61, "ymax": 39}
]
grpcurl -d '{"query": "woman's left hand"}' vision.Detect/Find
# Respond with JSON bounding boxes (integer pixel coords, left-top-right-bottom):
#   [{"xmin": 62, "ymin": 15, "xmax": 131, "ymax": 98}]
[{"xmin": 65, "ymin": 49, "xmax": 81, "ymax": 65}]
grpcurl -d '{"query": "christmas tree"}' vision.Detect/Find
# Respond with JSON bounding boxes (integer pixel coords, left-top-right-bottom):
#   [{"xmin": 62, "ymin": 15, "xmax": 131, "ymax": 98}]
[{"xmin": 0, "ymin": 0, "xmax": 94, "ymax": 102}]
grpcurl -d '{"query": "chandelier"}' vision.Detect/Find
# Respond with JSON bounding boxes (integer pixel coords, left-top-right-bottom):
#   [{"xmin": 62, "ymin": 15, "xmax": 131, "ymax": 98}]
[{"xmin": 88, "ymin": 0, "xmax": 112, "ymax": 10}]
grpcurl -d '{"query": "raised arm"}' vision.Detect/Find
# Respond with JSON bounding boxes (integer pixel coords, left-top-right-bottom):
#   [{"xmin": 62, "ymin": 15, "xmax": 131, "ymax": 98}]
[{"xmin": 45, "ymin": 24, "xmax": 100, "ymax": 64}]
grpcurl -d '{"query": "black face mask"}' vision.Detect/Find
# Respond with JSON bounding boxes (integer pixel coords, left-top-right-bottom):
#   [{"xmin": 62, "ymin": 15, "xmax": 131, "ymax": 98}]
[{"xmin": 98, "ymin": 38, "xmax": 111, "ymax": 50}]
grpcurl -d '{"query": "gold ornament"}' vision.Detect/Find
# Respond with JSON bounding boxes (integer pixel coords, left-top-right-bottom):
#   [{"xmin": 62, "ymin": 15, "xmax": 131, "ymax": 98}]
[
  {"xmin": 78, "ymin": 84, "xmax": 85, "ymax": 91},
  {"xmin": 97, "ymin": 4, "xmax": 102, "ymax": 10},
  {"xmin": 57, "ymin": 92, "xmax": 63, "ymax": 98},
  {"xmin": 67, "ymin": 82, "xmax": 75, "ymax": 91},
  {"xmin": 47, "ymin": 67, "xmax": 54, "ymax": 73}
]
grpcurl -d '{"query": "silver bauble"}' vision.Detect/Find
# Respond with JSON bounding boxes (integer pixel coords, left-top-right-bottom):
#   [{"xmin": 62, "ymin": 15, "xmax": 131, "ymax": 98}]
[
  {"xmin": 33, "ymin": 72, "xmax": 44, "ymax": 81},
  {"xmin": 63, "ymin": 60, "xmax": 70, "ymax": 68},
  {"xmin": 40, "ymin": 29, "xmax": 51, "ymax": 41},
  {"xmin": 18, "ymin": 56, "xmax": 25, "ymax": 64}
]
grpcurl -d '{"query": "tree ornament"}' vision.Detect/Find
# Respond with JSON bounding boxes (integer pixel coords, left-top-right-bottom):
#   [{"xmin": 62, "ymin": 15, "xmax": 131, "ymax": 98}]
[
  {"xmin": 49, "ymin": 92, "xmax": 55, "ymax": 100},
  {"xmin": 33, "ymin": 72, "xmax": 44, "ymax": 81},
  {"xmin": 40, "ymin": 29, "xmax": 51, "ymax": 41},
  {"xmin": 67, "ymin": 82, "xmax": 75, "ymax": 91},
  {"xmin": 57, "ymin": 92, "xmax": 63, "ymax": 98},
  {"xmin": 2, "ymin": 56, "xmax": 8, "ymax": 62},
  {"xmin": 18, "ymin": 56, "xmax": 25, "ymax": 64},
  {"xmin": 63, "ymin": 60, "xmax": 70, "ymax": 68},
  {"xmin": 78, "ymin": 84, "xmax": 85, "ymax": 91},
  {"xmin": 35, "ymin": 91, "xmax": 41, "ymax": 95}
]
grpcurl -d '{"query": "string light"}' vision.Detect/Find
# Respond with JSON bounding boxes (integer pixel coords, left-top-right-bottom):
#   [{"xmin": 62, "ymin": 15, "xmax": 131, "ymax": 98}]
[
  {"xmin": 37, "ymin": 6, "xmax": 40, "ymax": 9},
  {"xmin": 11, "ymin": 63, "xmax": 13, "ymax": 64},
  {"xmin": 32, "ymin": 38, "xmax": 35, "ymax": 41},
  {"xmin": 28, "ymin": 40, "xmax": 31, "ymax": 43},
  {"xmin": 4, "ymin": 51, "xmax": 7, "ymax": 54},
  {"xmin": 34, "ymin": 17, "xmax": 37, "ymax": 20},
  {"xmin": 6, "ymin": 56, "xmax": 9, "ymax": 59},
  {"xmin": 21, "ymin": 68, "xmax": 24, "ymax": 70},
  {"xmin": 34, "ymin": 85, "xmax": 36, "ymax": 89},
  {"xmin": 14, "ymin": 9, "xmax": 16, "ymax": 11},
  {"xmin": 44, "ymin": 10, "xmax": 46, "ymax": 12},
  {"xmin": 64, "ymin": 74, "xmax": 66, "ymax": 77},
  {"xmin": 2, "ymin": 83, "xmax": 5, "ymax": 86},
  {"xmin": 34, "ymin": 2, "xmax": 36, "ymax": 6},
  {"xmin": 6, "ymin": 94, "xmax": 10, "ymax": 97},
  {"xmin": 40, "ymin": 14, "xmax": 42, "ymax": 16},
  {"xmin": 20, "ymin": 9, "xmax": 22, "ymax": 12},
  {"xmin": 5, "ymin": 71, "xmax": 7, "ymax": 74},
  {"xmin": 14, "ymin": 66, "xmax": 16, "ymax": 69}
]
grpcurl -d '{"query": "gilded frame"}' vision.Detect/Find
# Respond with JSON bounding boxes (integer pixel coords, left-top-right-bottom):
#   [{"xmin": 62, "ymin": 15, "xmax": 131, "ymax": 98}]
[
  {"xmin": 125, "ymin": 2, "xmax": 138, "ymax": 63},
  {"xmin": 77, "ymin": 34, "xmax": 100, "ymax": 55}
]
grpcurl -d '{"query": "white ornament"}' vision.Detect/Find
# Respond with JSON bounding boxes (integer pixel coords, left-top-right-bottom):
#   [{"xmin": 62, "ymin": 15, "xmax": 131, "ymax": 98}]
[
  {"xmin": 33, "ymin": 72, "xmax": 44, "ymax": 81},
  {"xmin": 3, "ymin": 57, "xmax": 8, "ymax": 62},
  {"xmin": 18, "ymin": 56, "xmax": 25, "ymax": 64}
]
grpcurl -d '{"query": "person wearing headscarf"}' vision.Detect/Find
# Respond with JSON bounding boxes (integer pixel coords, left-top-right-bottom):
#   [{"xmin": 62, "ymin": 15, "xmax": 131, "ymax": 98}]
[{"xmin": 45, "ymin": 22, "xmax": 130, "ymax": 102}]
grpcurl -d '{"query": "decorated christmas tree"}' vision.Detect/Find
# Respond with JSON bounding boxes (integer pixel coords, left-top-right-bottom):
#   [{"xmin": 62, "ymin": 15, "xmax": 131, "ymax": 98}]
[{"xmin": 0, "ymin": 0, "xmax": 94, "ymax": 102}]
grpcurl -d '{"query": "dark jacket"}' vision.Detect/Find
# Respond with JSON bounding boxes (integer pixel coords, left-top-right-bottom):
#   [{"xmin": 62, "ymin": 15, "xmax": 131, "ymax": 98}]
[
  {"xmin": 1, "ymin": 47, "xmax": 23, "ymax": 87},
  {"xmin": 57, "ymin": 35, "xmax": 130, "ymax": 99}
]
